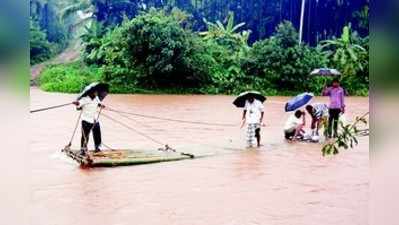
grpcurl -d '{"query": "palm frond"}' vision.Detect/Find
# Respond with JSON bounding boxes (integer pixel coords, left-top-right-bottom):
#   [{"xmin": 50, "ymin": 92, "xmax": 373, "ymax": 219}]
[
  {"xmin": 347, "ymin": 48, "xmax": 358, "ymax": 62},
  {"xmin": 232, "ymin": 22, "xmax": 246, "ymax": 32},
  {"xmin": 226, "ymin": 12, "xmax": 234, "ymax": 32},
  {"xmin": 216, "ymin": 21, "xmax": 226, "ymax": 31}
]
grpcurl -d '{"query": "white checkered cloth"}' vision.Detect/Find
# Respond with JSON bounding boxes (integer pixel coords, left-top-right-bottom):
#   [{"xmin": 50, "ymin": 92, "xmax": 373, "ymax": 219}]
[{"xmin": 246, "ymin": 123, "xmax": 260, "ymax": 147}]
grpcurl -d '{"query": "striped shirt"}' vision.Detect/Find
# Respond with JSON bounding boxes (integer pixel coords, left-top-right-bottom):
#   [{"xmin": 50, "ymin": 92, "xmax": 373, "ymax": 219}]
[{"xmin": 311, "ymin": 103, "xmax": 328, "ymax": 119}]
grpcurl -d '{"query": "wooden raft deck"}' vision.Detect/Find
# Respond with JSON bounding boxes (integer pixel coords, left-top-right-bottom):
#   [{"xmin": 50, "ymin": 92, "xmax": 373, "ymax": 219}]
[{"xmin": 62, "ymin": 147, "xmax": 194, "ymax": 167}]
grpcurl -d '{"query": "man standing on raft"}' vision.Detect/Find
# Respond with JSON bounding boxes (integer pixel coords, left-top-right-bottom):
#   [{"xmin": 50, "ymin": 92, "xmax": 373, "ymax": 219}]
[{"xmin": 73, "ymin": 89, "xmax": 106, "ymax": 156}]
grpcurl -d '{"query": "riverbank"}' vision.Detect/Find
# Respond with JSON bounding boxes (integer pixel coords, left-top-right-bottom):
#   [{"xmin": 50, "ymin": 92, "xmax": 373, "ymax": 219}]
[{"xmin": 32, "ymin": 60, "xmax": 369, "ymax": 96}]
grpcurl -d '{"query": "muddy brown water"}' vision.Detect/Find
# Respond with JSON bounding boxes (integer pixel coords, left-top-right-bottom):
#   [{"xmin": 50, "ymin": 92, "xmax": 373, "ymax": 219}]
[{"xmin": 30, "ymin": 87, "xmax": 369, "ymax": 225}]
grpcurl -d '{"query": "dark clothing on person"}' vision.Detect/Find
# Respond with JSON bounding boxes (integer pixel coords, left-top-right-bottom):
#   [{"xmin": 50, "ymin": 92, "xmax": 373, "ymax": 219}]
[
  {"xmin": 255, "ymin": 128, "xmax": 260, "ymax": 139},
  {"xmin": 81, "ymin": 120, "xmax": 102, "ymax": 150},
  {"xmin": 284, "ymin": 130, "xmax": 296, "ymax": 140},
  {"xmin": 328, "ymin": 108, "xmax": 341, "ymax": 138}
]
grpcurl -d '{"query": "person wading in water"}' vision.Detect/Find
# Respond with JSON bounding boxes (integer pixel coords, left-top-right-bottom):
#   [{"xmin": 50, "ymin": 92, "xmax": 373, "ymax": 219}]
[
  {"xmin": 72, "ymin": 90, "xmax": 105, "ymax": 156},
  {"xmin": 242, "ymin": 96, "xmax": 265, "ymax": 147},
  {"xmin": 322, "ymin": 78, "xmax": 346, "ymax": 138}
]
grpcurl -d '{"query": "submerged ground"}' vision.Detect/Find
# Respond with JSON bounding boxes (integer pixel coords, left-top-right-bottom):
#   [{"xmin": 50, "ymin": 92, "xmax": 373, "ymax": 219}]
[{"xmin": 30, "ymin": 87, "xmax": 368, "ymax": 225}]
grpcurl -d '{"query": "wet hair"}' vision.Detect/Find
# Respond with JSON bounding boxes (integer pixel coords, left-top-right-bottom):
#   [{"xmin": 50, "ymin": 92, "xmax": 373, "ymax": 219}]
[
  {"xmin": 248, "ymin": 95, "xmax": 255, "ymax": 102},
  {"xmin": 87, "ymin": 90, "xmax": 97, "ymax": 98},
  {"xmin": 305, "ymin": 105, "xmax": 313, "ymax": 113},
  {"xmin": 294, "ymin": 110, "xmax": 302, "ymax": 118}
]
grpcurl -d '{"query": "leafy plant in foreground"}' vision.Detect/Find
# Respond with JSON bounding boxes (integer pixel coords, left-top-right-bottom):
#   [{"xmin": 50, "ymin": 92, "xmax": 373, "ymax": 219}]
[{"xmin": 322, "ymin": 112, "xmax": 369, "ymax": 156}]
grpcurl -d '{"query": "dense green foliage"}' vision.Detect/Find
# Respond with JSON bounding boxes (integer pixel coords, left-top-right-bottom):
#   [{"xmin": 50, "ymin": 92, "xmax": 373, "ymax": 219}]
[
  {"xmin": 85, "ymin": 0, "xmax": 369, "ymax": 45},
  {"xmin": 29, "ymin": 0, "xmax": 93, "ymax": 64},
  {"xmin": 30, "ymin": 19, "xmax": 53, "ymax": 65},
  {"xmin": 101, "ymin": 9, "xmax": 213, "ymax": 90},
  {"xmin": 243, "ymin": 22, "xmax": 328, "ymax": 94},
  {"xmin": 38, "ymin": 62, "xmax": 102, "ymax": 93},
  {"xmin": 321, "ymin": 26, "xmax": 368, "ymax": 95},
  {"xmin": 30, "ymin": 0, "xmax": 68, "ymax": 64},
  {"xmin": 30, "ymin": 0, "xmax": 369, "ymax": 64},
  {"xmin": 39, "ymin": 8, "xmax": 369, "ymax": 95}
]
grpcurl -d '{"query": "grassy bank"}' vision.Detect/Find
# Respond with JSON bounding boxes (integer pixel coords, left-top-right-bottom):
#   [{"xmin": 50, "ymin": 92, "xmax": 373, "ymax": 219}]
[
  {"xmin": 38, "ymin": 62, "xmax": 102, "ymax": 93},
  {"xmin": 37, "ymin": 62, "xmax": 368, "ymax": 96}
]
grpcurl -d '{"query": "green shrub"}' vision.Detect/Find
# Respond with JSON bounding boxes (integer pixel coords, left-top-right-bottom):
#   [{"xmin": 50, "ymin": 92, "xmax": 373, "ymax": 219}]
[
  {"xmin": 102, "ymin": 8, "xmax": 212, "ymax": 89},
  {"xmin": 38, "ymin": 62, "xmax": 102, "ymax": 93},
  {"xmin": 44, "ymin": 9, "xmax": 367, "ymax": 96},
  {"xmin": 243, "ymin": 21, "xmax": 327, "ymax": 93}
]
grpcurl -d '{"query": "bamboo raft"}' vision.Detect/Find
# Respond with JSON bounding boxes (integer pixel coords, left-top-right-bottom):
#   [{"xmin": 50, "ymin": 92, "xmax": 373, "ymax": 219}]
[{"xmin": 62, "ymin": 147, "xmax": 194, "ymax": 167}]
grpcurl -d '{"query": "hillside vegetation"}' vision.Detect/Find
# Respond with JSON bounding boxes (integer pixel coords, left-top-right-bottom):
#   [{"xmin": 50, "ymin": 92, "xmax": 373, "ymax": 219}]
[{"xmin": 31, "ymin": 1, "xmax": 369, "ymax": 95}]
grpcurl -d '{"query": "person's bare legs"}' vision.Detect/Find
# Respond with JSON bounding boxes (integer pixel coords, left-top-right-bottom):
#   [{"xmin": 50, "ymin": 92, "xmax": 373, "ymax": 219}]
[
  {"xmin": 315, "ymin": 119, "xmax": 321, "ymax": 136},
  {"xmin": 294, "ymin": 124, "xmax": 305, "ymax": 139},
  {"xmin": 255, "ymin": 128, "xmax": 261, "ymax": 147}
]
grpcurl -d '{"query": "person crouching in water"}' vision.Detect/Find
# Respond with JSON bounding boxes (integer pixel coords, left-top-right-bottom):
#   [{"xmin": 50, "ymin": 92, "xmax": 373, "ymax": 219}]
[
  {"xmin": 72, "ymin": 90, "xmax": 105, "ymax": 155},
  {"xmin": 305, "ymin": 103, "xmax": 328, "ymax": 137},
  {"xmin": 242, "ymin": 96, "xmax": 264, "ymax": 147},
  {"xmin": 284, "ymin": 110, "xmax": 306, "ymax": 141}
]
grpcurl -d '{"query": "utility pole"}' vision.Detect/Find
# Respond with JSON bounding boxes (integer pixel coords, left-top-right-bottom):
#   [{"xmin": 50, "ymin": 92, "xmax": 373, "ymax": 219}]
[{"xmin": 299, "ymin": 0, "xmax": 306, "ymax": 45}]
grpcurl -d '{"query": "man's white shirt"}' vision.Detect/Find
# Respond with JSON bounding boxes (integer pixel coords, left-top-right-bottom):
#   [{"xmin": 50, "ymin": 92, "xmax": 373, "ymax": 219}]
[
  {"xmin": 78, "ymin": 96, "xmax": 101, "ymax": 123},
  {"xmin": 284, "ymin": 114, "xmax": 302, "ymax": 132},
  {"xmin": 244, "ymin": 99, "xmax": 264, "ymax": 124}
]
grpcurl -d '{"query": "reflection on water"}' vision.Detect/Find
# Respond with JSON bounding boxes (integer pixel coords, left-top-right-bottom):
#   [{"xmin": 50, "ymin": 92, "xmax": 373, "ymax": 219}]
[{"xmin": 30, "ymin": 87, "xmax": 368, "ymax": 225}]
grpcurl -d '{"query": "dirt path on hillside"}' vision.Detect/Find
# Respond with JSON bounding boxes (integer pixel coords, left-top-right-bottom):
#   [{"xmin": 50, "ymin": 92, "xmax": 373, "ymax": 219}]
[{"xmin": 30, "ymin": 39, "xmax": 82, "ymax": 83}]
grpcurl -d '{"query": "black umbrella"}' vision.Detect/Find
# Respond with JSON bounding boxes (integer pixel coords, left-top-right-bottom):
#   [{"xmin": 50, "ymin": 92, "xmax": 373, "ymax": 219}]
[
  {"xmin": 76, "ymin": 82, "xmax": 109, "ymax": 101},
  {"xmin": 233, "ymin": 91, "xmax": 266, "ymax": 108},
  {"xmin": 310, "ymin": 68, "xmax": 341, "ymax": 76}
]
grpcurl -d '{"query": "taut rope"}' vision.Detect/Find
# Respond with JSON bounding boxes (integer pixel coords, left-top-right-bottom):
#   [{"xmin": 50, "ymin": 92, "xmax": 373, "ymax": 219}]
[
  {"xmin": 102, "ymin": 112, "xmax": 175, "ymax": 151},
  {"xmin": 30, "ymin": 102, "xmax": 72, "ymax": 113},
  {"xmin": 105, "ymin": 107, "xmax": 237, "ymax": 127}
]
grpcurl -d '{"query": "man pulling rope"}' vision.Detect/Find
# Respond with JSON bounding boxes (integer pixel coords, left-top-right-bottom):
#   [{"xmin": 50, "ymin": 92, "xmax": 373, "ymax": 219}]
[{"xmin": 72, "ymin": 89, "xmax": 106, "ymax": 156}]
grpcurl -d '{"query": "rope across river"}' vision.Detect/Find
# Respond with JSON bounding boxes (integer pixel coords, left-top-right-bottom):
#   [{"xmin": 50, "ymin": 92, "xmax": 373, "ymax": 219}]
[
  {"xmin": 31, "ymin": 101, "xmax": 237, "ymax": 155},
  {"xmin": 30, "ymin": 102, "xmax": 73, "ymax": 113},
  {"xmin": 105, "ymin": 107, "xmax": 237, "ymax": 127},
  {"xmin": 30, "ymin": 102, "xmax": 238, "ymax": 127}
]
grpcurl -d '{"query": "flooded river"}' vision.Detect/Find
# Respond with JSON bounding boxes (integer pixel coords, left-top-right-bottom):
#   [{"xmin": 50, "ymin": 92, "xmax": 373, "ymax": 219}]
[{"xmin": 30, "ymin": 87, "xmax": 369, "ymax": 225}]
